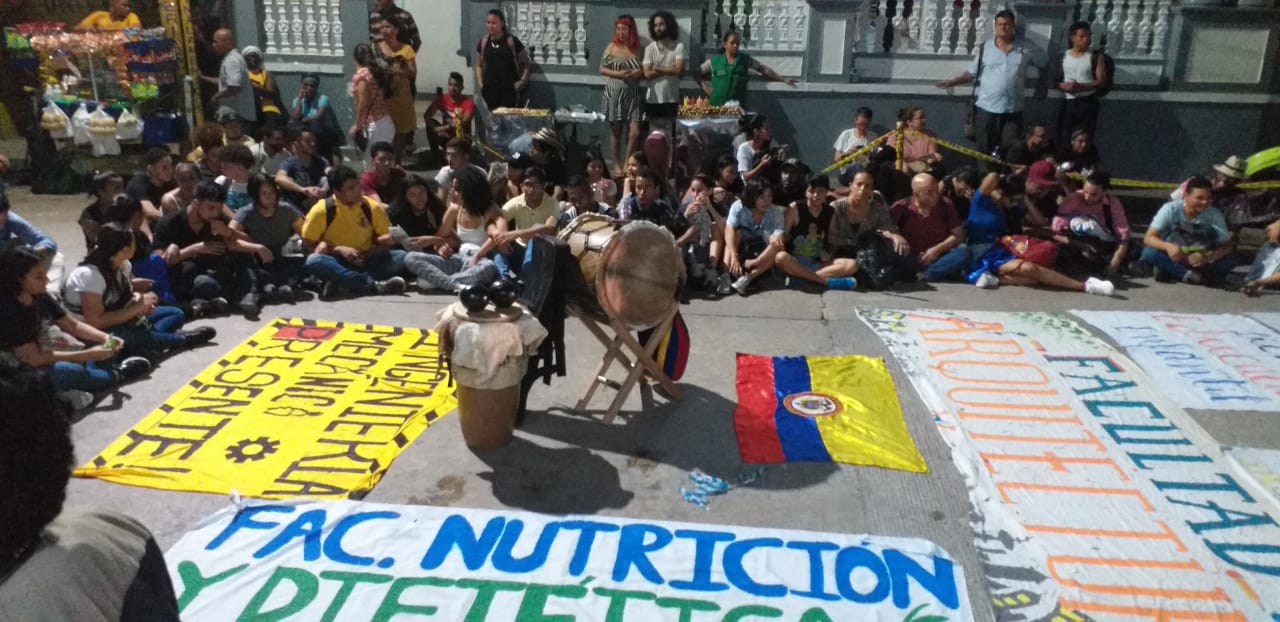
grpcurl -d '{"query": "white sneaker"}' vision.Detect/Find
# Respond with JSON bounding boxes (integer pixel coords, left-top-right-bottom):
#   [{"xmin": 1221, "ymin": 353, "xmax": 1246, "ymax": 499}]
[
  {"xmin": 731, "ymin": 275, "xmax": 752, "ymax": 296},
  {"xmin": 58, "ymin": 390, "xmax": 94, "ymax": 411},
  {"xmin": 716, "ymin": 273, "xmax": 733, "ymax": 295},
  {"xmin": 1085, "ymin": 277, "xmax": 1116, "ymax": 296},
  {"xmin": 974, "ymin": 271, "xmax": 999, "ymax": 289}
]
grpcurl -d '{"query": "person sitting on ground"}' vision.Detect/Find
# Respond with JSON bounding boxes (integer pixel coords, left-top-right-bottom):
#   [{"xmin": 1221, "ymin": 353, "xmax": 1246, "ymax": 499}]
[
  {"xmin": 896, "ymin": 107, "xmax": 942, "ymax": 175},
  {"xmin": 300, "ymin": 166, "xmax": 407, "ymax": 300},
  {"xmin": 124, "ymin": 147, "xmax": 175, "ymax": 223},
  {"xmin": 0, "ymin": 244, "xmax": 152, "ymax": 394},
  {"xmin": 710, "ymin": 154, "xmax": 741, "ymax": 217},
  {"xmin": 491, "ymin": 152, "xmax": 530, "ymax": 206},
  {"xmin": 189, "ymin": 123, "xmax": 224, "ymax": 182},
  {"xmin": 889, "ymin": 173, "xmax": 969, "ymax": 281},
  {"xmin": 160, "ymin": 162, "xmax": 199, "ymax": 218},
  {"xmin": 251, "ymin": 121, "xmax": 292, "ymax": 178},
  {"xmin": 1141, "ymin": 175, "xmax": 1236, "ymax": 286},
  {"xmin": 188, "ymin": 108, "xmax": 257, "ymax": 164},
  {"xmin": 152, "ymin": 181, "xmax": 259, "ymax": 317},
  {"xmin": 405, "ymin": 167, "xmax": 501, "ymax": 293},
  {"xmin": 1243, "ymin": 216, "xmax": 1280, "ymax": 297},
  {"xmin": 619, "ymin": 151, "xmax": 649, "ymax": 201},
  {"xmin": 834, "ymin": 107, "xmax": 875, "ymax": 186},
  {"xmin": 483, "ymin": 166, "xmax": 561, "ymax": 277},
  {"xmin": 737, "ymin": 114, "xmax": 783, "ymax": 184},
  {"xmin": 584, "ymin": 150, "xmax": 619, "ymax": 208},
  {"xmin": 1169, "ymin": 155, "xmax": 1254, "ymax": 229},
  {"xmin": 215, "ymin": 144, "xmax": 256, "ymax": 211},
  {"xmin": 81, "ymin": 172, "xmax": 124, "ymax": 249},
  {"xmin": 1003, "ymin": 121, "xmax": 1053, "ymax": 169},
  {"xmin": 723, "ymin": 178, "xmax": 788, "ymax": 296},
  {"xmin": 772, "ymin": 174, "xmax": 859, "ymax": 292},
  {"xmin": 529, "ymin": 128, "xmax": 569, "ymax": 199},
  {"xmin": 230, "ymin": 174, "xmax": 306, "ymax": 305},
  {"xmin": 0, "ymin": 367, "xmax": 182, "ymax": 618},
  {"xmin": 966, "ymin": 172, "xmax": 1116, "ymax": 296},
  {"xmin": 62, "ymin": 222, "xmax": 214, "ymax": 360},
  {"xmin": 611, "ymin": 168, "xmax": 688, "ymax": 238},
  {"xmin": 679, "ymin": 175, "xmax": 729, "ymax": 293},
  {"xmin": 1020, "ymin": 159, "xmax": 1064, "ymax": 229},
  {"xmin": 361, "ymin": 141, "xmax": 408, "ymax": 205},
  {"xmin": 291, "ymin": 74, "xmax": 345, "ymax": 164},
  {"xmin": 423, "ymin": 72, "xmax": 476, "ymax": 162},
  {"xmin": 560, "ymin": 175, "xmax": 609, "ymax": 228},
  {"xmin": 275, "ymin": 125, "xmax": 330, "ymax": 209},
  {"xmin": 775, "ymin": 158, "xmax": 811, "ymax": 212},
  {"xmin": 1055, "ymin": 128, "xmax": 1101, "ymax": 191},
  {"xmin": 1, "ymin": 195, "xmax": 63, "ymax": 296},
  {"xmin": 388, "ymin": 176, "xmax": 449, "ymax": 251},
  {"xmin": 1052, "ymin": 170, "xmax": 1130, "ymax": 277},
  {"xmin": 827, "ymin": 171, "xmax": 911, "ymax": 279},
  {"xmin": 433, "ymin": 137, "xmax": 486, "ymax": 206},
  {"xmin": 104, "ymin": 190, "xmax": 183, "ymax": 311}
]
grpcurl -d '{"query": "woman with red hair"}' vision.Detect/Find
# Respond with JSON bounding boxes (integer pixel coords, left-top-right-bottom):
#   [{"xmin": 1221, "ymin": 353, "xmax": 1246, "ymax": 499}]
[{"xmin": 599, "ymin": 15, "xmax": 645, "ymax": 177}]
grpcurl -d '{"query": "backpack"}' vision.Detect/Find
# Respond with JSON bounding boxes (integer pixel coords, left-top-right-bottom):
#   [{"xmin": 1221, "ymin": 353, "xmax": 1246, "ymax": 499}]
[
  {"xmin": 1092, "ymin": 50, "xmax": 1115, "ymax": 97},
  {"xmin": 324, "ymin": 196, "xmax": 374, "ymax": 229},
  {"xmin": 853, "ymin": 231, "xmax": 899, "ymax": 291}
]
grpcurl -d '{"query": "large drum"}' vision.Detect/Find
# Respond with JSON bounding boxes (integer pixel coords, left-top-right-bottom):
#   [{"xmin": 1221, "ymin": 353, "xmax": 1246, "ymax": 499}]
[{"xmin": 558, "ymin": 214, "xmax": 685, "ymax": 331}]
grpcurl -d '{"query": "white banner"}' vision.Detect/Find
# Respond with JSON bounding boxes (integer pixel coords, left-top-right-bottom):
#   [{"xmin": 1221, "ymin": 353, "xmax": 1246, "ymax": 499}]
[
  {"xmin": 860, "ymin": 309, "xmax": 1280, "ymax": 622},
  {"xmin": 1225, "ymin": 447, "xmax": 1280, "ymax": 512},
  {"xmin": 167, "ymin": 500, "xmax": 972, "ymax": 621},
  {"xmin": 1073, "ymin": 311, "xmax": 1280, "ymax": 411},
  {"xmin": 1252, "ymin": 313, "xmax": 1280, "ymax": 335}
]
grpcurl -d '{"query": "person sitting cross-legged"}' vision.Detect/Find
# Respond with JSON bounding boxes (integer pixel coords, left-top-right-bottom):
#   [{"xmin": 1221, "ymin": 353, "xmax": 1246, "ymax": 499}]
[
  {"xmin": 889, "ymin": 173, "xmax": 971, "ymax": 282},
  {"xmin": 678, "ymin": 175, "xmax": 729, "ymax": 293},
  {"xmin": 1242, "ymin": 216, "xmax": 1280, "ymax": 297},
  {"xmin": 229, "ymin": 174, "xmax": 307, "ymax": 305},
  {"xmin": 772, "ymin": 174, "xmax": 859, "ymax": 291},
  {"xmin": 609, "ymin": 167, "xmax": 688, "ymax": 236},
  {"xmin": 62, "ymin": 222, "xmax": 215, "ymax": 361},
  {"xmin": 301, "ymin": 165, "xmax": 407, "ymax": 300},
  {"xmin": 151, "ymin": 181, "xmax": 259, "ymax": 317},
  {"xmin": 723, "ymin": 178, "xmax": 788, "ymax": 296},
  {"xmin": 405, "ymin": 167, "xmax": 501, "ymax": 294},
  {"xmin": 1140, "ymin": 175, "xmax": 1237, "ymax": 287},
  {"xmin": 825, "ymin": 171, "xmax": 910, "ymax": 286},
  {"xmin": 482, "ymin": 166, "xmax": 561, "ymax": 277}
]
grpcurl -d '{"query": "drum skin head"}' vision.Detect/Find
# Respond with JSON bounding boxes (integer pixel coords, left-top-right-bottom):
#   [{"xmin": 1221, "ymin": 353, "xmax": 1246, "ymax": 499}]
[{"xmin": 560, "ymin": 214, "xmax": 685, "ymax": 330}]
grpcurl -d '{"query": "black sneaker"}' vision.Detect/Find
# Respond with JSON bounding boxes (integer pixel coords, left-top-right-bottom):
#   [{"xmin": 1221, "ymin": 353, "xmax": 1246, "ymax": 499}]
[
  {"xmin": 115, "ymin": 356, "xmax": 153, "ymax": 383},
  {"xmin": 238, "ymin": 293, "xmax": 261, "ymax": 318},
  {"xmin": 207, "ymin": 297, "xmax": 230, "ymax": 315},
  {"xmin": 176, "ymin": 326, "xmax": 217, "ymax": 350},
  {"xmin": 374, "ymin": 276, "xmax": 407, "ymax": 295},
  {"xmin": 276, "ymin": 285, "xmax": 295, "ymax": 304},
  {"xmin": 261, "ymin": 284, "xmax": 278, "ymax": 305},
  {"xmin": 321, "ymin": 281, "xmax": 350, "ymax": 301}
]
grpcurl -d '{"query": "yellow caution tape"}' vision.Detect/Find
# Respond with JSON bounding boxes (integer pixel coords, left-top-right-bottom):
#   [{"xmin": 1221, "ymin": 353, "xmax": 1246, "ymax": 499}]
[{"xmin": 821, "ymin": 132, "xmax": 891, "ymax": 174}]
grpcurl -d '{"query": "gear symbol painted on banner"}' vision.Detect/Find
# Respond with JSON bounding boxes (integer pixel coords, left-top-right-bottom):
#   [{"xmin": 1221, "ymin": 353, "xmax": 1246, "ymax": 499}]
[{"xmin": 225, "ymin": 437, "xmax": 281, "ymax": 463}]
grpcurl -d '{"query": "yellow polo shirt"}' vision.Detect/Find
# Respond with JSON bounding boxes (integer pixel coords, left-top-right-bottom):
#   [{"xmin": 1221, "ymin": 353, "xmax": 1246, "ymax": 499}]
[
  {"xmin": 77, "ymin": 11, "xmax": 141, "ymax": 31},
  {"xmin": 501, "ymin": 194, "xmax": 560, "ymax": 244},
  {"xmin": 301, "ymin": 195, "xmax": 390, "ymax": 252}
]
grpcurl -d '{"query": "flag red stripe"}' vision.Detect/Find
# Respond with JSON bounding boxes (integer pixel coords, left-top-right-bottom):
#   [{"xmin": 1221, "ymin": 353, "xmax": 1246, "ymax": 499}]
[{"xmin": 733, "ymin": 353, "xmax": 787, "ymax": 463}]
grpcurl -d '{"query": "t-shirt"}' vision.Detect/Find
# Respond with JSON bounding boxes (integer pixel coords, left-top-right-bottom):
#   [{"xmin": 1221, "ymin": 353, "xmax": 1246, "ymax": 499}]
[
  {"xmin": 124, "ymin": 174, "xmax": 173, "ymax": 209},
  {"xmin": 432, "ymin": 95, "xmax": 476, "ymax": 129},
  {"xmin": 1149, "ymin": 200, "xmax": 1230, "ymax": 251},
  {"xmin": 1003, "ymin": 140, "xmax": 1052, "ymax": 168},
  {"xmin": 152, "ymin": 211, "xmax": 226, "ymax": 264},
  {"xmin": 501, "ymin": 194, "xmax": 561, "ymax": 244},
  {"xmin": 62, "ymin": 262, "xmax": 133, "ymax": 317},
  {"xmin": 833, "ymin": 129, "xmax": 871, "ymax": 166},
  {"xmin": 612, "ymin": 196, "xmax": 688, "ymax": 238},
  {"xmin": 301, "ymin": 195, "xmax": 391, "ymax": 253},
  {"xmin": 476, "ymin": 34, "xmax": 526, "ymax": 91},
  {"xmin": 0, "ymin": 292, "xmax": 65, "ymax": 351},
  {"xmin": 215, "ymin": 175, "xmax": 252, "ymax": 211},
  {"xmin": 0, "ymin": 511, "xmax": 180, "ymax": 622},
  {"xmin": 251, "ymin": 143, "xmax": 291, "ymax": 177},
  {"xmin": 218, "ymin": 49, "xmax": 257, "ymax": 122},
  {"xmin": 434, "ymin": 164, "xmax": 486, "ymax": 199},
  {"xmin": 360, "ymin": 168, "xmax": 408, "ymax": 205},
  {"xmin": 643, "ymin": 40, "xmax": 686, "ymax": 104},
  {"xmin": 889, "ymin": 196, "xmax": 961, "ymax": 260},
  {"xmin": 726, "ymin": 200, "xmax": 786, "ymax": 243},
  {"xmin": 966, "ymin": 193, "xmax": 1010, "ymax": 246},
  {"xmin": 736, "ymin": 142, "xmax": 759, "ymax": 174},
  {"xmin": 969, "ymin": 39, "xmax": 1046, "ymax": 114},
  {"xmin": 76, "ymin": 11, "xmax": 141, "ymax": 31},
  {"xmin": 827, "ymin": 195, "xmax": 895, "ymax": 253},
  {"xmin": 387, "ymin": 202, "xmax": 444, "ymax": 238},
  {"xmin": 790, "ymin": 204, "xmax": 835, "ymax": 259},
  {"xmin": 1054, "ymin": 191, "xmax": 1129, "ymax": 241},
  {"xmin": 278, "ymin": 155, "xmax": 330, "ymax": 207},
  {"xmin": 234, "ymin": 203, "xmax": 303, "ymax": 254}
]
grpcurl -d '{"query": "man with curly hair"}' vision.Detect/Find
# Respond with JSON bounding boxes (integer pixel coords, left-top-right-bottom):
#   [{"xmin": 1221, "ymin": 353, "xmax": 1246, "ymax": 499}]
[{"xmin": 0, "ymin": 369, "xmax": 180, "ymax": 618}]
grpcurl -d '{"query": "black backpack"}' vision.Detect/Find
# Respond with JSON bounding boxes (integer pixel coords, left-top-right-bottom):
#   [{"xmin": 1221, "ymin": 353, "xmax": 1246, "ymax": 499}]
[
  {"xmin": 1092, "ymin": 50, "xmax": 1115, "ymax": 97},
  {"xmin": 853, "ymin": 231, "xmax": 899, "ymax": 291}
]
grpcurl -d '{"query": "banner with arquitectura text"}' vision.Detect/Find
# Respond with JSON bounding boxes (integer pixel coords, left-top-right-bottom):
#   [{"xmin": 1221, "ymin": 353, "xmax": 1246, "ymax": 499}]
[
  {"xmin": 860, "ymin": 309, "xmax": 1280, "ymax": 622},
  {"xmin": 166, "ymin": 500, "xmax": 973, "ymax": 621}
]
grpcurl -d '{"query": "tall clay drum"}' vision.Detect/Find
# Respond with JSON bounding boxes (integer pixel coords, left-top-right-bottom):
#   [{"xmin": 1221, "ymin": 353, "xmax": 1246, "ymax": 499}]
[{"xmin": 558, "ymin": 214, "xmax": 685, "ymax": 331}]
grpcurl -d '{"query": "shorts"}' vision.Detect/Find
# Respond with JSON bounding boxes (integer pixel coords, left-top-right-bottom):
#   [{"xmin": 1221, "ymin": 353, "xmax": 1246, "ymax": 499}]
[
  {"xmin": 645, "ymin": 102, "xmax": 679, "ymax": 120},
  {"xmin": 795, "ymin": 256, "xmax": 822, "ymax": 272},
  {"xmin": 738, "ymin": 238, "xmax": 768, "ymax": 261}
]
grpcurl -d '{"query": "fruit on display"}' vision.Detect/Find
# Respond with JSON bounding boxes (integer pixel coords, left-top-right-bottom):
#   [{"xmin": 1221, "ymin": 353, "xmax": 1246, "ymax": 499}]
[
  {"xmin": 492, "ymin": 108, "xmax": 551, "ymax": 117},
  {"xmin": 41, "ymin": 107, "xmax": 69, "ymax": 132},
  {"xmin": 88, "ymin": 111, "xmax": 118, "ymax": 135},
  {"xmin": 678, "ymin": 96, "xmax": 743, "ymax": 118}
]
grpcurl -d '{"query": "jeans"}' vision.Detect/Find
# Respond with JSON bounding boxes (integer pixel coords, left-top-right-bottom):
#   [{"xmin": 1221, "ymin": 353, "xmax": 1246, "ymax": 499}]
[
  {"xmin": 404, "ymin": 252, "xmax": 499, "ymax": 292},
  {"xmin": 51, "ymin": 361, "xmax": 116, "ymax": 392},
  {"xmin": 111, "ymin": 306, "xmax": 187, "ymax": 358},
  {"xmin": 252, "ymin": 256, "xmax": 307, "ymax": 288},
  {"xmin": 492, "ymin": 243, "xmax": 531, "ymax": 278},
  {"xmin": 170, "ymin": 256, "xmax": 254, "ymax": 302},
  {"xmin": 975, "ymin": 107, "xmax": 1023, "ymax": 159},
  {"xmin": 1140, "ymin": 246, "xmax": 1237, "ymax": 284},
  {"xmin": 906, "ymin": 246, "xmax": 974, "ymax": 282},
  {"xmin": 305, "ymin": 250, "xmax": 406, "ymax": 293}
]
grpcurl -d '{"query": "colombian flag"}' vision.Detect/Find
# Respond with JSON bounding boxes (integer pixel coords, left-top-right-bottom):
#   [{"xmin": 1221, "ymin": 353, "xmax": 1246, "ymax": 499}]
[{"xmin": 733, "ymin": 354, "xmax": 928, "ymax": 473}]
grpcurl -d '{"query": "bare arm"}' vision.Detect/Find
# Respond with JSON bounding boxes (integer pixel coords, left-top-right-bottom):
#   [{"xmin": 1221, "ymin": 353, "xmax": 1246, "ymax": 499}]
[
  {"xmin": 474, "ymin": 51, "xmax": 485, "ymax": 90},
  {"xmin": 936, "ymin": 71, "xmax": 975, "ymax": 89},
  {"xmin": 78, "ymin": 291, "xmax": 147, "ymax": 330}
]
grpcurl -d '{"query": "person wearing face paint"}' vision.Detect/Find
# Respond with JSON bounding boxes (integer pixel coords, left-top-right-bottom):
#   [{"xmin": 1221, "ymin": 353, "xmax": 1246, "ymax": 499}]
[{"xmin": 1141, "ymin": 175, "xmax": 1236, "ymax": 286}]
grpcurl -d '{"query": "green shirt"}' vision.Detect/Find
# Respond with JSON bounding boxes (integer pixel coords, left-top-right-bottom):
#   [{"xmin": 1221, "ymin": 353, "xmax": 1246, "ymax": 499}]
[{"xmin": 709, "ymin": 53, "xmax": 758, "ymax": 106}]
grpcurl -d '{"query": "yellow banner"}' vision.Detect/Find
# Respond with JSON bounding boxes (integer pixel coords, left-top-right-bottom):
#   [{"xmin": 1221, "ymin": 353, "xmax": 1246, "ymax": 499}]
[{"xmin": 74, "ymin": 319, "xmax": 457, "ymax": 499}]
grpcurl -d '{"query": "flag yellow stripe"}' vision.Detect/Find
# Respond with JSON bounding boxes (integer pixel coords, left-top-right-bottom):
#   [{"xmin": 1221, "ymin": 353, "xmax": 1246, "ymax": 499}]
[{"xmin": 807, "ymin": 356, "xmax": 928, "ymax": 473}]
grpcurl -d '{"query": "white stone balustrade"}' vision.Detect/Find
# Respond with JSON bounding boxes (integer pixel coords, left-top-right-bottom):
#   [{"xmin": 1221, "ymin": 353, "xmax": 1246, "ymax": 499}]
[
  {"xmin": 702, "ymin": 0, "xmax": 809, "ymax": 54},
  {"xmin": 258, "ymin": 0, "xmax": 345, "ymax": 59},
  {"xmin": 503, "ymin": 1, "xmax": 588, "ymax": 67},
  {"xmin": 1071, "ymin": 0, "xmax": 1171, "ymax": 58},
  {"xmin": 859, "ymin": 0, "xmax": 998, "ymax": 56}
]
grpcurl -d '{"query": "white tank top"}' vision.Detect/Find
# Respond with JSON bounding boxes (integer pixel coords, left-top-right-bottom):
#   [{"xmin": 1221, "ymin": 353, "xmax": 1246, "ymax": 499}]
[
  {"xmin": 456, "ymin": 221, "xmax": 488, "ymax": 246},
  {"xmin": 1061, "ymin": 51, "xmax": 1095, "ymax": 99}
]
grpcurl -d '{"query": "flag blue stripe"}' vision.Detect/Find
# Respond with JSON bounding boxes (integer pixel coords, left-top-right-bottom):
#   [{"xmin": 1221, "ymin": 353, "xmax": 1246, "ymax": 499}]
[{"xmin": 771, "ymin": 356, "xmax": 832, "ymax": 462}]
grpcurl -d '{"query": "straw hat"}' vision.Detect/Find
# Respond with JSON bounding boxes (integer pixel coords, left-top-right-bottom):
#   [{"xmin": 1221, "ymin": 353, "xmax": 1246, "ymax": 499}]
[
  {"xmin": 530, "ymin": 127, "xmax": 563, "ymax": 154},
  {"xmin": 1213, "ymin": 155, "xmax": 1247, "ymax": 180}
]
